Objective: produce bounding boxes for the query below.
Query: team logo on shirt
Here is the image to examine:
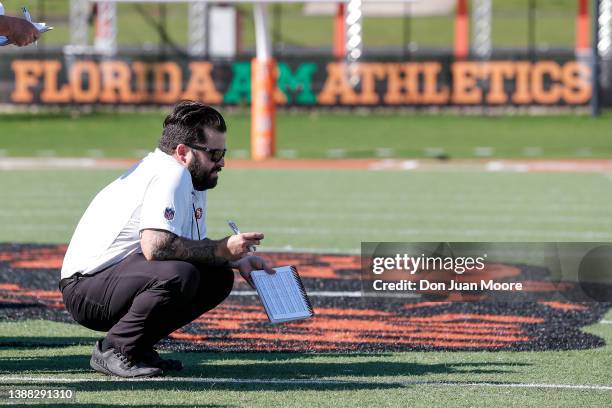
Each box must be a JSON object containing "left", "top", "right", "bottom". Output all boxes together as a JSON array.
[
  {"left": 195, "top": 207, "right": 203, "bottom": 220},
  {"left": 164, "top": 207, "right": 175, "bottom": 221}
]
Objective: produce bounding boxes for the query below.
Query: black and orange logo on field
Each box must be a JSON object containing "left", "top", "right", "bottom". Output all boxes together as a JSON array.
[{"left": 0, "top": 244, "right": 609, "bottom": 352}]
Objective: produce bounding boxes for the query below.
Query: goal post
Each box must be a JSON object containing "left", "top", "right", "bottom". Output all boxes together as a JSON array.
[
  {"left": 251, "top": 3, "right": 275, "bottom": 160},
  {"left": 72, "top": 0, "right": 425, "bottom": 160}
]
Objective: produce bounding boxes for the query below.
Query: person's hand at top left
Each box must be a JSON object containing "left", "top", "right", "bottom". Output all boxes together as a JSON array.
[{"left": 0, "top": 15, "right": 39, "bottom": 46}]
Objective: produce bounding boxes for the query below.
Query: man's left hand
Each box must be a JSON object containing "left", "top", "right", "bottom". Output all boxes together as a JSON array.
[{"left": 232, "top": 255, "right": 275, "bottom": 289}]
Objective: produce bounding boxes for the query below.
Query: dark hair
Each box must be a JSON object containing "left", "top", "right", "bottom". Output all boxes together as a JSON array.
[{"left": 158, "top": 101, "right": 226, "bottom": 154}]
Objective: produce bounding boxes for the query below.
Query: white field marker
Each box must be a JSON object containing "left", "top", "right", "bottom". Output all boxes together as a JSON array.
[
  {"left": 278, "top": 149, "right": 297, "bottom": 158},
  {"left": 474, "top": 146, "right": 494, "bottom": 157},
  {"left": 375, "top": 148, "right": 395, "bottom": 158},
  {"left": 0, "top": 376, "right": 610, "bottom": 391},
  {"left": 326, "top": 148, "right": 346, "bottom": 158}
]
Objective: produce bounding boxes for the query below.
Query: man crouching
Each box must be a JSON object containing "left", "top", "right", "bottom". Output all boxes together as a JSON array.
[{"left": 60, "top": 101, "right": 273, "bottom": 377}]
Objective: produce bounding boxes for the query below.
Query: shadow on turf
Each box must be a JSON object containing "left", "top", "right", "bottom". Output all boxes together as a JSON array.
[
  {"left": 0, "top": 354, "right": 92, "bottom": 376},
  {"left": 0, "top": 337, "right": 96, "bottom": 349},
  {"left": 0, "top": 349, "right": 529, "bottom": 390},
  {"left": 180, "top": 358, "right": 526, "bottom": 379}
]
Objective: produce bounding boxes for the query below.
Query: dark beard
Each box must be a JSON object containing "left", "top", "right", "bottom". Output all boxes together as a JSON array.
[{"left": 188, "top": 159, "right": 220, "bottom": 191}]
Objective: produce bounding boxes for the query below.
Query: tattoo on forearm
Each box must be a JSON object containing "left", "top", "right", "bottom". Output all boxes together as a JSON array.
[
  {"left": 146, "top": 231, "right": 224, "bottom": 265},
  {"left": 173, "top": 238, "right": 221, "bottom": 264}
]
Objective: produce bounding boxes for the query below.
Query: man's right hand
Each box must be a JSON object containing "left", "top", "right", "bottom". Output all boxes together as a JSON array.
[
  {"left": 217, "top": 232, "right": 264, "bottom": 261},
  {"left": 0, "top": 15, "right": 39, "bottom": 46}
]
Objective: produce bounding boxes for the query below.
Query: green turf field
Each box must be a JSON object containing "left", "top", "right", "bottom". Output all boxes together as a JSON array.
[
  {"left": 1, "top": 315, "right": 611, "bottom": 407},
  {"left": 2, "top": 169, "right": 612, "bottom": 247},
  {"left": 1, "top": 109, "right": 612, "bottom": 406},
  {"left": 1, "top": 167, "right": 612, "bottom": 406},
  {"left": 2, "top": 112, "right": 612, "bottom": 159}
]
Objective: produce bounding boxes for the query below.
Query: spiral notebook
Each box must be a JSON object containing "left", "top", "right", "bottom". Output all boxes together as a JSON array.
[{"left": 251, "top": 265, "right": 314, "bottom": 324}]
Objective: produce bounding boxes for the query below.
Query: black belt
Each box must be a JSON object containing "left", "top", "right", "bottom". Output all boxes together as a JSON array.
[{"left": 59, "top": 273, "right": 84, "bottom": 292}]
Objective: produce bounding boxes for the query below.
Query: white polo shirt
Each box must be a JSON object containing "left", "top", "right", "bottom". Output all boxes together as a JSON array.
[{"left": 61, "top": 149, "right": 207, "bottom": 279}]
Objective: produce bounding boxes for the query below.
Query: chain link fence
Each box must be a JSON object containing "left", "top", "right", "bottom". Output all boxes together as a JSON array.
[{"left": 5, "top": 1, "right": 582, "bottom": 58}]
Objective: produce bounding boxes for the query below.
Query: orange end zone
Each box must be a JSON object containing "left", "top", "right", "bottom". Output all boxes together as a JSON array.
[{"left": 0, "top": 244, "right": 609, "bottom": 352}]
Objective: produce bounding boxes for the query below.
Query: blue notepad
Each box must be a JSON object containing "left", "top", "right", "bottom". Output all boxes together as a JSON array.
[{"left": 251, "top": 265, "right": 314, "bottom": 324}]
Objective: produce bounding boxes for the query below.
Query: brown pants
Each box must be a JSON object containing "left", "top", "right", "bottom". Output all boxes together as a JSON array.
[{"left": 61, "top": 252, "right": 234, "bottom": 358}]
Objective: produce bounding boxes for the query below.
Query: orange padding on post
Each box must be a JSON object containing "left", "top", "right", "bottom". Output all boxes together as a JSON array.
[
  {"left": 251, "top": 58, "right": 276, "bottom": 160},
  {"left": 576, "top": 0, "right": 590, "bottom": 52},
  {"left": 454, "top": 0, "right": 469, "bottom": 60},
  {"left": 333, "top": 3, "right": 346, "bottom": 60}
]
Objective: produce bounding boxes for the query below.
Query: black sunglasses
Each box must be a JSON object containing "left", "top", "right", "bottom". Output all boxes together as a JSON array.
[{"left": 186, "top": 144, "right": 227, "bottom": 162}]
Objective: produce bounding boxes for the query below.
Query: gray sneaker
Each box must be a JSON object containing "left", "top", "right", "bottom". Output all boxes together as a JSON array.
[{"left": 90, "top": 340, "right": 162, "bottom": 378}]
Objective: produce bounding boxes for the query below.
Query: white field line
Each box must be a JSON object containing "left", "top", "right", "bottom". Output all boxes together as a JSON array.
[
  {"left": 230, "top": 290, "right": 419, "bottom": 299},
  {"left": 228, "top": 246, "right": 359, "bottom": 254},
  {"left": 5, "top": 204, "right": 612, "bottom": 221},
  {"left": 6, "top": 200, "right": 612, "bottom": 216},
  {"left": 0, "top": 158, "right": 108, "bottom": 170},
  {"left": 204, "top": 226, "right": 612, "bottom": 240},
  {"left": 7, "top": 209, "right": 607, "bottom": 225},
  {"left": 4, "top": 205, "right": 612, "bottom": 221},
  {"left": 600, "top": 320, "right": 612, "bottom": 324},
  {"left": 8, "top": 190, "right": 612, "bottom": 209},
  {"left": 0, "top": 376, "right": 610, "bottom": 391},
  {"left": 2, "top": 157, "right": 612, "bottom": 173},
  {"left": 128, "top": 243, "right": 612, "bottom": 255},
  {"left": 233, "top": 240, "right": 612, "bottom": 255},
  {"left": 217, "top": 214, "right": 612, "bottom": 227},
  {"left": 208, "top": 211, "right": 612, "bottom": 225},
  {"left": 26, "top": 224, "right": 612, "bottom": 240},
  {"left": 210, "top": 201, "right": 612, "bottom": 214}
]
